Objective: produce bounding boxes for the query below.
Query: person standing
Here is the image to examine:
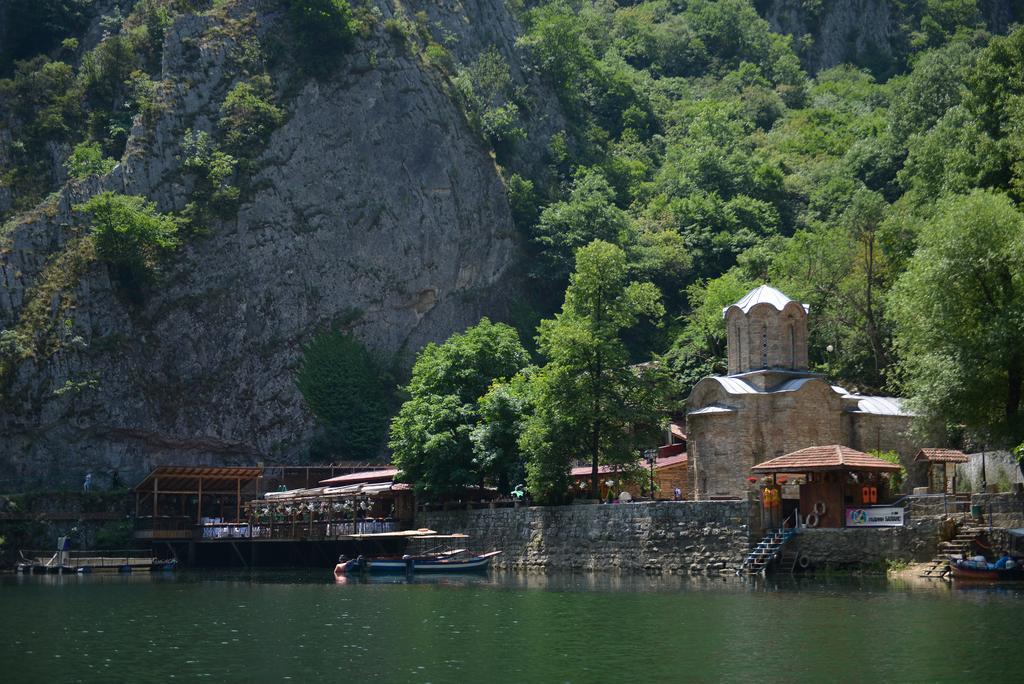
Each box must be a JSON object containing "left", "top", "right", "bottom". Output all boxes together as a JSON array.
[{"left": 82, "top": 472, "right": 92, "bottom": 492}]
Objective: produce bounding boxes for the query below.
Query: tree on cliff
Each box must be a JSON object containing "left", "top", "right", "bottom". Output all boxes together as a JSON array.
[
  {"left": 888, "top": 190, "right": 1024, "bottom": 447},
  {"left": 389, "top": 319, "right": 529, "bottom": 500},
  {"left": 76, "top": 191, "right": 181, "bottom": 295},
  {"left": 523, "top": 241, "right": 674, "bottom": 504},
  {"left": 296, "top": 329, "right": 389, "bottom": 461}
]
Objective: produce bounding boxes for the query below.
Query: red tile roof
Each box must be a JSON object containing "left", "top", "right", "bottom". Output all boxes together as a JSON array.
[
  {"left": 914, "top": 448, "right": 968, "bottom": 463},
  {"left": 751, "top": 445, "right": 902, "bottom": 473},
  {"left": 656, "top": 453, "right": 688, "bottom": 468},
  {"left": 570, "top": 453, "right": 687, "bottom": 478},
  {"left": 320, "top": 467, "right": 399, "bottom": 485}
]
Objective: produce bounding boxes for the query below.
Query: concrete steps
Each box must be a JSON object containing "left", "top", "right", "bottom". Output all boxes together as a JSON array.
[{"left": 920, "top": 526, "right": 990, "bottom": 579}]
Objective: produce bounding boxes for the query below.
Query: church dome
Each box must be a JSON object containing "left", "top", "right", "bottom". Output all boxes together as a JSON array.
[
  {"left": 722, "top": 284, "right": 810, "bottom": 317},
  {"left": 723, "top": 284, "right": 809, "bottom": 374}
]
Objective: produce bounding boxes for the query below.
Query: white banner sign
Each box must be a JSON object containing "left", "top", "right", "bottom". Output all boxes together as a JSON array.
[{"left": 845, "top": 506, "right": 904, "bottom": 527}]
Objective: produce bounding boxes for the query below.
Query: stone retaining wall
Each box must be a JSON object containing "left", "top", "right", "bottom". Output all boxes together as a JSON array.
[
  {"left": 971, "top": 492, "right": 1024, "bottom": 528},
  {"left": 787, "top": 518, "right": 941, "bottom": 570},
  {"left": 417, "top": 501, "right": 757, "bottom": 575}
]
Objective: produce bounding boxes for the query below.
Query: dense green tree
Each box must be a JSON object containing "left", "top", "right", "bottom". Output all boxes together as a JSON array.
[
  {"left": 964, "top": 25, "right": 1024, "bottom": 199},
  {"left": 533, "top": 168, "right": 631, "bottom": 281},
  {"left": 886, "top": 39, "right": 975, "bottom": 146},
  {"left": 769, "top": 187, "right": 896, "bottom": 390},
  {"left": 888, "top": 190, "right": 1024, "bottom": 446},
  {"left": 75, "top": 192, "right": 181, "bottom": 293},
  {"left": 471, "top": 372, "right": 534, "bottom": 496},
  {"left": 219, "top": 76, "right": 285, "bottom": 157},
  {"left": 296, "top": 330, "right": 389, "bottom": 461},
  {"left": 0, "top": 0, "right": 91, "bottom": 75},
  {"left": 523, "top": 241, "right": 673, "bottom": 502},
  {"left": 389, "top": 319, "right": 529, "bottom": 500},
  {"left": 65, "top": 141, "right": 116, "bottom": 179},
  {"left": 663, "top": 270, "right": 755, "bottom": 396}
]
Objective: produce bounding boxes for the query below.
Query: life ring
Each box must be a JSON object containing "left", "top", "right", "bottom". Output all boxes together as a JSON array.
[
  {"left": 797, "top": 554, "right": 811, "bottom": 569},
  {"left": 805, "top": 513, "right": 819, "bottom": 528},
  {"left": 813, "top": 501, "right": 826, "bottom": 516}
]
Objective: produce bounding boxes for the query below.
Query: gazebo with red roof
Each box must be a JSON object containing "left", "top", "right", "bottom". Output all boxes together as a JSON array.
[
  {"left": 752, "top": 445, "right": 903, "bottom": 528},
  {"left": 915, "top": 448, "right": 968, "bottom": 494}
]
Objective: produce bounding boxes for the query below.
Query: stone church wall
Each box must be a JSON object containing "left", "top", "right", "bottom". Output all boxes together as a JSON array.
[{"left": 689, "top": 380, "right": 844, "bottom": 499}]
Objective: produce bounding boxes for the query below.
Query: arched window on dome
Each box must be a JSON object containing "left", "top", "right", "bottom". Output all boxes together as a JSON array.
[
  {"left": 735, "top": 324, "right": 742, "bottom": 370},
  {"left": 761, "top": 325, "right": 768, "bottom": 369},
  {"left": 789, "top": 323, "right": 795, "bottom": 369}
]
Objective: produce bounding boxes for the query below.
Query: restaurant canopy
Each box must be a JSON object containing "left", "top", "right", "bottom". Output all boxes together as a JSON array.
[
  {"left": 133, "top": 465, "right": 263, "bottom": 494},
  {"left": 751, "top": 445, "right": 902, "bottom": 474}
]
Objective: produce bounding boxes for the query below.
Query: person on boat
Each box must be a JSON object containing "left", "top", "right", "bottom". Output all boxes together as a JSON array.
[{"left": 991, "top": 552, "right": 1011, "bottom": 570}]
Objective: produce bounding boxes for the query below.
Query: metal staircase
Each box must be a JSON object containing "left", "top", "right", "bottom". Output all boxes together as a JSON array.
[{"left": 738, "top": 528, "right": 796, "bottom": 576}]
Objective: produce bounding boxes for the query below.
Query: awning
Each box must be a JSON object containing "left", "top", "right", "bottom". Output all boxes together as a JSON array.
[{"left": 319, "top": 467, "right": 399, "bottom": 485}]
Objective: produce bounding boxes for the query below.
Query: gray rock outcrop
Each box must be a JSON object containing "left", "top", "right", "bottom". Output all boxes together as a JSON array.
[{"left": 0, "top": 0, "right": 556, "bottom": 488}]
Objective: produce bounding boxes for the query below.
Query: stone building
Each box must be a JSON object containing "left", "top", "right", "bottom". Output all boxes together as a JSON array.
[{"left": 685, "top": 285, "right": 914, "bottom": 500}]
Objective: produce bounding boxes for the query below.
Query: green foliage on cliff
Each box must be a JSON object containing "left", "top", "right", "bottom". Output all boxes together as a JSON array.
[
  {"left": 0, "top": 0, "right": 91, "bottom": 75},
  {"left": 181, "top": 129, "right": 240, "bottom": 224},
  {"left": 494, "top": 1, "right": 1024, "bottom": 448},
  {"left": 296, "top": 330, "right": 389, "bottom": 461},
  {"left": 76, "top": 192, "right": 182, "bottom": 293},
  {"left": 286, "top": 0, "right": 355, "bottom": 75},
  {"left": 219, "top": 76, "right": 285, "bottom": 155},
  {"left": 65, "top": 141, "right": 117, "bottom": 180}
]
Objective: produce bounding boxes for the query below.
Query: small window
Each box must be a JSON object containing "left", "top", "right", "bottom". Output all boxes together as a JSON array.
[
  {"left": 761, "top": 326, "right": 768, "bottom": 368},
  {"left": 789, "top": 324, "right": 795, "bottom": 367}
]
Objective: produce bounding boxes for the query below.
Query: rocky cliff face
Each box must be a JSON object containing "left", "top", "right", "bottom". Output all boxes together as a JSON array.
[
  {"left": 0, "top": 0, "right": 556, "bottom": 488},
  {"left": 760, "top": 0, "right": 1022, "bottom": 75}
]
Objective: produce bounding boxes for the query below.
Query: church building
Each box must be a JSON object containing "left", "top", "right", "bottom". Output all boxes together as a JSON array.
[{"left": 685, "top": 285, "right": 915, "bottom": 500}]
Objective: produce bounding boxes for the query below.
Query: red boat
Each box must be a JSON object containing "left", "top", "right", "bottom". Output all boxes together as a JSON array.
[{"left": 950, "top": 558, "right": 1024, "bottom": 581}]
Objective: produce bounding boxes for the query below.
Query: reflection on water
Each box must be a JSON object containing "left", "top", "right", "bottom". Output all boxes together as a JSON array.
[{"left": 3, "top": 569, "right": 1023, "bottom": 683}]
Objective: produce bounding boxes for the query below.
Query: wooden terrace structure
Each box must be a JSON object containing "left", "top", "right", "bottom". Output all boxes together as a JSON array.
[
  {"left": 133, "top": 466, "right": 263, "bottom": 540},
  {"left": 130, "top": 465, "right": 419, "bottom": 566}
]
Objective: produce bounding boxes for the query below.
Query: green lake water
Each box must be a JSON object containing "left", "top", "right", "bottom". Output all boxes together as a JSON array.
[{"left": 2, "top": 570, "right": 1022, "bottom": 683}]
